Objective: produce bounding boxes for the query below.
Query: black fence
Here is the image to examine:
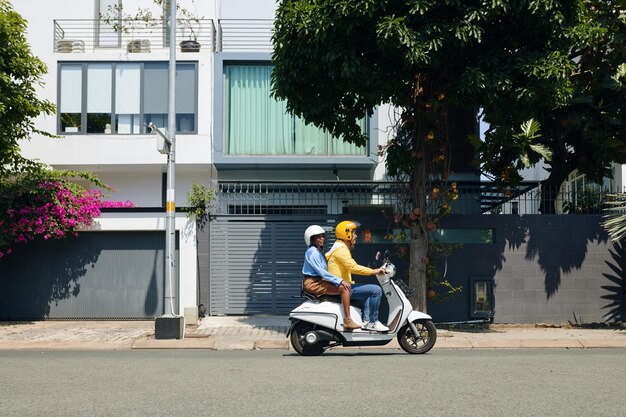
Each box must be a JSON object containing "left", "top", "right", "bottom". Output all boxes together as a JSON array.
[{"left": 215, "top": 181, "right": 615, "bottom": 216}]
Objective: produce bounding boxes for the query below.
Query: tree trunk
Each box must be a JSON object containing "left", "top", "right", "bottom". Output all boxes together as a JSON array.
[
  {"left": 539, "top": 162, "right": 571, "bottom": 214},
  {"left": 408, "top": 222, "right": 428, "bottom": 312},
  {"left": 408, "top": 123, "right": 429, "bottom": 312}
]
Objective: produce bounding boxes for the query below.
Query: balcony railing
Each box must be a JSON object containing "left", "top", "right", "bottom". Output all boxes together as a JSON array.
[
  {"left": 217, "top": 19, "right": 273, "bottom": 52},
  {"left": 53, "top": 19, "right": 275, "bottom": 53},
  {"left": 53, "top": 19, "right": 215, "bottom": 53}
]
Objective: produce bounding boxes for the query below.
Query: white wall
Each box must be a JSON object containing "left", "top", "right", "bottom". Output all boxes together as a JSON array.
[
  {"left": 14, "top": 0, "right": 215, "bottom": 208},
  {"left": 218, "top": 0, "right": 276, "bottom": 19}
]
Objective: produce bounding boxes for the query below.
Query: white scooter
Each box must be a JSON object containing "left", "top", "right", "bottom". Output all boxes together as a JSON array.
[{"left": 287, "top": 252, "right": 437, "bottom": 355}]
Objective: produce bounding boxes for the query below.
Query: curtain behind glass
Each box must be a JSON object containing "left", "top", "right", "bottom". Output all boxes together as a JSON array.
[
  {"left": 225, "top": 64, "right": 368, "bottom": 156},
  {"left": 294, "top": 118, "right": 327, "bottom": 155},
  {"left": 331, "top": 117, "right": 367, "bottom": 155},
  {"left": 225, "top": 65, "right": 293, "bottom": 155}
]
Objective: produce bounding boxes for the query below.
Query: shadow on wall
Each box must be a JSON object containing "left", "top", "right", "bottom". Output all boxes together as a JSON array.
[
  {"left": 525, "top": 218, "right": 609, "bottom": 299},
  {"left": 488, "top": 216, "right": 609, "bottom": 299},
  {"left": 602, "top": 241, "right": 626, "bottom": 322},
  {"left": 429, "top": 214, "right": 612, "bottom": 322},
  {"left": 0, "top": 236, "right": 101, "bottom": 320},
  {"left": 0, "top": 231, "right": 173, "bottom": 320}
]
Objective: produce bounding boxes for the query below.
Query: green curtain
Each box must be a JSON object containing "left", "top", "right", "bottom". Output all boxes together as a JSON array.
[
  {"left": 331, "top": 117, "right": 367, "bottom": 155},
  {"left": 225, "top": 65, "right": 293, "bottom": 155},
  {"left": 225, "top": 64, "right": 367, "bottom": 156}
]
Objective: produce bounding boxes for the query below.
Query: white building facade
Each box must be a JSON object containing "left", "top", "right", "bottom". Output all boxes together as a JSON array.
[{"left": 10, "top": 0, "right": 405, "bottom": 319}]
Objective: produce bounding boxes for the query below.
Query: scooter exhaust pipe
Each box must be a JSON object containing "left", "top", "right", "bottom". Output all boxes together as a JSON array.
[{"left": 304, "top": 330, "right": 337, "bottom": 345}]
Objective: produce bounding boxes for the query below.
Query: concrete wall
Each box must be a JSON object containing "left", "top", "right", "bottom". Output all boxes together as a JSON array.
[{"left": 432, "top": 215, "right": 625, "bottom": 324}]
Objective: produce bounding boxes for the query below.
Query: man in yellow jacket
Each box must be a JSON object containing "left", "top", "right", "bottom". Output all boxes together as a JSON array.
[{"left": 326, "top": 220, "right": 389, "bottom": 332}]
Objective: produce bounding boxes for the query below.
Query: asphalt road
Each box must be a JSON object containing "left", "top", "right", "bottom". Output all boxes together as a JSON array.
[{"left": 1, "top": 349, "right": 625, "bottom": 417}]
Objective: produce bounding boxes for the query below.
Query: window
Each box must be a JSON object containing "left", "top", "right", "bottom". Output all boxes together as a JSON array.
[
  {"left": 224, "top": 63, "right": 367, "bottom": 156},
  {"left": 58, "top": 62, "right": 197, "bottom": 135},
  {"left": 354, "top": 228, "right": 494, "bottom": 245}
]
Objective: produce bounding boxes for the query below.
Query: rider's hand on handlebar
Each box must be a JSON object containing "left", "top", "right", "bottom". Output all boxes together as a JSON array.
[{"left": 373, "top": 267, "right": 387, "bottom": 276}]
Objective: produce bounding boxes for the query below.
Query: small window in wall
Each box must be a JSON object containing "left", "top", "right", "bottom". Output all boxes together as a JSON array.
[
  {"left": 356, "top": 228, "right": 495, "bottom": 245},
  {"left": 470, "top": 278, "right": 493, "bottom": 319}
]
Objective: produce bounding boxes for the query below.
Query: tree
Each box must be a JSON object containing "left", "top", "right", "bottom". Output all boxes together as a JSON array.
[
  {"left": 272, "top": 0, "right": 580, "bottom": 311},
  {"left": 0, "top": 0, "right": 55, "bottom": 176},
  {"left": 0, "top": 2, "right": 134, "bottom": 259},
  {"left": 476, "top": 0, "right": 626, "bottom": 213}
]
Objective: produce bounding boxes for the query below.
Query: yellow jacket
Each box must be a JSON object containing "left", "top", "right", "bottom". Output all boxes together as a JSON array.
[{"left": 325, "top": 240, "right": 374, "bottom": 284}]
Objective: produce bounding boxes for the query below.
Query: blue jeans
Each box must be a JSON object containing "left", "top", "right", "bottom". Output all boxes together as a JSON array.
[{"left": 350, "top": 283, "right": 383, "bottom": 322}]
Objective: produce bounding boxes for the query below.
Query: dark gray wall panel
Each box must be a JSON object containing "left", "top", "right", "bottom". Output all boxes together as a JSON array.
[
  {"left": 0, "top": 231, "right": 178, "bottom": 320},
  {"left": 203, "top": 214, "right": 625, "bottom": 323}
]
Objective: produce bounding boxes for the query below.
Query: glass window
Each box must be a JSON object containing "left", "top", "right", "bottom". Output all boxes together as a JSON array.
[
  {"left": 175, "top": 64, "right": 196, "bottom": 132},
  {"left": 144, "top": 62, "right": 168, "bottom": 132},
  {"left": 87, "top": 63, "right": 112, "bottom": 133},
  {"left": 58, "top": 62, "right": 197, "bottom": 135},
  {"left": 355, "top": 228, "right": 494, "bottom": 245},
  {"left": 115, "top": 63, "right": 141, "bottom": 134},
  {"left": 60, "top": 64, "right": 82, "bottom": 133},
  {"left": 224, "top": 63, "right": 367, "bottom": 156}
]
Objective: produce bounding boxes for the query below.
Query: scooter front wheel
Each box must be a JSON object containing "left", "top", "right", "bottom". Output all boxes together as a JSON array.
[
  {"left": 290, "top": 321, "right": 327, "bottom": 356},
  {"left": 397, "top": 319, "right": 437, "bottom": 354}
]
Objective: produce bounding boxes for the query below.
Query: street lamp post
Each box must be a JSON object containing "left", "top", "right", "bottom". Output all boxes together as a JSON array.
[{"left": 154, "top": 0, "right": 184, "bottom": 339}]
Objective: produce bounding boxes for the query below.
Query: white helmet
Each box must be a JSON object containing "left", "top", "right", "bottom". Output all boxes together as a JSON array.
[{"left": 304, "top": 225, "right": 325, "bottom": 246}]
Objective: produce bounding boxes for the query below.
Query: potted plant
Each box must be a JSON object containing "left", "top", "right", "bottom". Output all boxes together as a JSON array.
[
  {"left": 176, "top": 4, "right": 201, "bottom": 52},
  {"left": 99, "top": 0, "right": 202, "bottom": 52}
]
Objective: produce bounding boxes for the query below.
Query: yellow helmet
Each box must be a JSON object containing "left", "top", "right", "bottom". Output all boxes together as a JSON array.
[{"left": 335, "top": 220, "right": 360, "bottom": 241}]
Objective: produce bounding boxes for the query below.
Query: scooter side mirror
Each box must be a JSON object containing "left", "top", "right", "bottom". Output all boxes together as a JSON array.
[{"left": 375, "top": 251, "right": 381, "bottom": 261}]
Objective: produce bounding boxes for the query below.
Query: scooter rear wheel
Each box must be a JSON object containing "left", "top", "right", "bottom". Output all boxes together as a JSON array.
[
  {"left": 397, "top": 319, "right": 437, "bottom": 354},
  {"left": 290, "top": 321, "right": 327, "bottom": 356}
]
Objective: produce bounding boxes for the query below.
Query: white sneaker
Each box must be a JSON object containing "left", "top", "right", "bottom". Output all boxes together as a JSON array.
[
  {"left": 361, "top": 321, "right": 369, "bottom": 329},
  {"left": 366, "top": 321, "right": 389, "bottom": 332}
]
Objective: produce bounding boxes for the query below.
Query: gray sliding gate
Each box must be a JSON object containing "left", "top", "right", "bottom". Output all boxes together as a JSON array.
[
  {"left": 0, "top": 231, "right": 178, "bottom": 320},
  {"left": 208, "top": 216, "right": 334, "bottom": 315}
]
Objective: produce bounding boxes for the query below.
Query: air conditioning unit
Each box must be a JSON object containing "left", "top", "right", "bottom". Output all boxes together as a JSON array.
[{"left": 127, "top": 39, "right": 151, "bottom": 53}]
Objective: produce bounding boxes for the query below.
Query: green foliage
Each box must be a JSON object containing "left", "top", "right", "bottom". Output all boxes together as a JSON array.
[
  {"left": 603, "top": 193, "right": 626, "bottom": 241},
  {"left": 185, "top": 182, "right": 214, "bottom": 219},
  {"left": 562, "top": 186, "right": 605, "bottom": 214},
  {"left": 424, "top": 241, "right": 463, "bottom": 303},
  {"left": 273, "top": 0, "right": 582, "bottom": 310},
  {"left": 100, "top": 0, "right": 202, "bottom": 40},
  {"left": 476, "top": 1, "right": 626, "bottom": 201},
  {"left": 0, "top": 1, "right": 55, "bottom": 176}
]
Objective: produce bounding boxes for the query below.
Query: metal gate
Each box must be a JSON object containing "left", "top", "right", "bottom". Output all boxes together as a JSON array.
[
  {"left": 208, "top": 216, "right": 335, "bottom": 315},
  {"left": 0, "top": 231, "right": 178, "bottom": 320}
]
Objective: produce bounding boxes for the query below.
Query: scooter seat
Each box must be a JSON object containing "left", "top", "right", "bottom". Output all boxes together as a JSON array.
[{"left": 305, "top": 293, "right": 365, "bottom": 310}]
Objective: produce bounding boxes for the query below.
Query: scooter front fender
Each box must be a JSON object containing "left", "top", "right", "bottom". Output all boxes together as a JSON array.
[{"left": 407, "top": 310, "right": 432, "bottom": 323}]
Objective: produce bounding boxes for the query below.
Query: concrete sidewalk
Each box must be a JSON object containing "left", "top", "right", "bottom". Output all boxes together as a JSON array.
[{"left": 1, "top": 317, "right": 625, "bottom": 351}]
